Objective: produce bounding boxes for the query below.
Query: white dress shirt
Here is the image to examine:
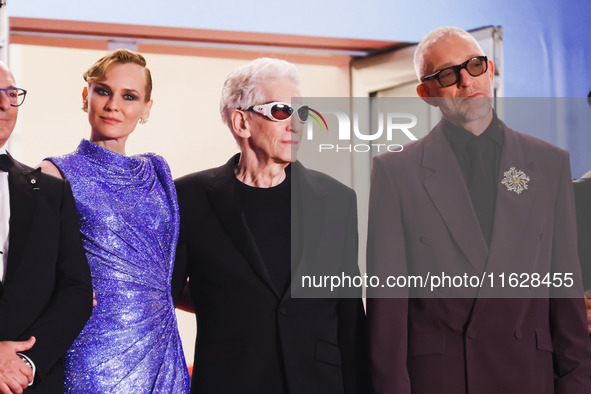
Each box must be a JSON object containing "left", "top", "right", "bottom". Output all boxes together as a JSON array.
[{"left": 0, "top": 145, "right": 9, "bottom": 284}]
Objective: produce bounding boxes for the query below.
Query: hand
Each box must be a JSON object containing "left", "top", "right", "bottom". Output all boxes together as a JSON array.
[
  {"left": 93, "top": 292, "right": 97, "bottom": 307},
  {"left": 585, "top": 290, "right": 591, "bottom": 334},
  {"left": 0, "top": 337, "right": 35, "bottom": 394}
]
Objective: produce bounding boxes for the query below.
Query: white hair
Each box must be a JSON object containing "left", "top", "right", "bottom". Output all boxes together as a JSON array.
[
  {"left": 413, "top": 26, "right": 484, "bottom": 81},
  {"left": 220, "top": 57, "right": 300, "bottom": 130}
]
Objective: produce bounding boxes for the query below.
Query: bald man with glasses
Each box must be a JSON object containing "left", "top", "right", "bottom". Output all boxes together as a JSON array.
[
  {"left": 0, "top": 61, "right": 92, "bottom": 393},
  {"left": 367, "top": 26, "right": 591, "bottom": 394}
]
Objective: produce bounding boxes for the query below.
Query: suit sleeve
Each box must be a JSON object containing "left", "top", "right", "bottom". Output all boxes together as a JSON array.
[
  {"left": 171, "top": 219, "right": 193, "bottom": 310},
  {"left": 337, "top": 190, "right": 369, "bottom": 394},
  {"left": 21, "top": 180, "right": 93, "bottom": 380},
  {"left": 171, "top": 181, "right": 191, "bottom": 308},
  {"left": 549, "top": 152, "right": 591, "bottom": 393},
  {"left": 366, "top": 156, "right": 411, "bottom": 394}
]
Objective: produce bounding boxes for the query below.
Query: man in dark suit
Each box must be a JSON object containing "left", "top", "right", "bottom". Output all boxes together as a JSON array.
[
  {"left": 367, "top": 27, "right": 591, "bottom": 393},
  {"left": 174, "top": 58, "right": 366, "bottom": 393},
  {"left": 574, "top": 171, "right": 591, "bottom": 333},
  {"left": 0, "top": 62, "right": 93, "bottom": 393}
]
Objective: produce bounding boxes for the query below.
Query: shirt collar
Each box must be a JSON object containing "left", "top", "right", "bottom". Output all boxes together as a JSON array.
[{"left": 442, "top": 110, "right": 504, "bottom": 153}]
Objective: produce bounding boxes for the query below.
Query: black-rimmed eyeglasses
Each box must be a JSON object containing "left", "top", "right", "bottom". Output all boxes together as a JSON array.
[
  {"left": 421, "top": 56, "right": 488, "bottom": 88},
  {"left": 0, "top": 88, "right": 27, "bottom": 107}
]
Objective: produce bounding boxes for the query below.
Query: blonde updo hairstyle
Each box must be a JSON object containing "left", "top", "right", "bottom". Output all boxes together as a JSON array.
[{"left": 83, "top": 48, "right": 152, "bottom": 102}]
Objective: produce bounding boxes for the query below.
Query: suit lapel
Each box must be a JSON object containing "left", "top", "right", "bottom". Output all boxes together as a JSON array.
[
  {"left": 5, "top": 155, "right": 40, "bottom": 283},
  {"left": 486, "top": 126, "right": 535, "bottom": 273},
  {"left": 207, "top": 155, "right": 280, "bottom": 299},
  {"left": 422, "top": 123, "right": 489, "bottom": 273},
  {"left": 469, "top": 126, "right": 536, "bottom": 321},
  {"left": 284, "top": 162, "right": 328, "bottom": 301}
]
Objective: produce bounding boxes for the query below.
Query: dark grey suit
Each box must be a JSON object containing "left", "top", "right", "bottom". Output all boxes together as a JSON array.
[
  {"left": 367, "top": 121, "right": 591, "bottom": 394},
  {"left": 574, "top": 172, "right": 591, "bottom": 291}
]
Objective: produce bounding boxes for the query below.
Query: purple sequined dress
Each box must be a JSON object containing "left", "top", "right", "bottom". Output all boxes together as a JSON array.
[{"left": 49, "top": 140, "right": 190, "bottom": 393}]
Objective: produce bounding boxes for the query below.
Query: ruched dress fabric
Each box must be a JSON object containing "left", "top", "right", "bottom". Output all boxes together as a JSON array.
[{"left": 49, "top": 139, "right": 190, "bottom": 393}]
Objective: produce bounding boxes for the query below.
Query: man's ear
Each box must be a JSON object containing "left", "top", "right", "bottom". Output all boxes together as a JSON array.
[
  {"left": 416, "top": 83, "right": 438, "bottom": 107},
  {"left": 487, "top": 59, "right": 495, "bottom": 85},
  {"left": 231, "top": 109, "right": 251, "bottom": 140}
]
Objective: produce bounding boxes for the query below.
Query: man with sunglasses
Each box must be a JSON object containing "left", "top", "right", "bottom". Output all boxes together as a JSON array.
[
  {"left": 174, "top": 57, "right": 367, "bottom": 394},
  {"left": 0, "top": 61, "right": 93, "bottom": 393},
  {"left": 367, "top": 26, "right": 591, "bottom": 394}
]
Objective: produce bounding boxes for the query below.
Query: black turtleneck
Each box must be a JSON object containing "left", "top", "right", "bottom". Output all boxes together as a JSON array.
[{"left": 237, "top": 165, "right": 291, "bottom": 295}]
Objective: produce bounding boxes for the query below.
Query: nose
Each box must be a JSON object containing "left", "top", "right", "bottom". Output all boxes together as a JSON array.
[
  {"left": 457, "top": 68, "right": 476, "bottom": 88},
  {"left": 0, "top": 90, "right": 11, "bottom": 111},
  {"left": 290, "top": 117, "right": 305, "bottom": 135},
  {"left": 104, "top": 95, "right": 120, "bottom": 111}
]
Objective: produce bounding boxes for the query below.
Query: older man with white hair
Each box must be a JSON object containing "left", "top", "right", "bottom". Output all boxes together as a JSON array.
[{"left": 174, "top": 57, "right": 367, "bottom": 394}]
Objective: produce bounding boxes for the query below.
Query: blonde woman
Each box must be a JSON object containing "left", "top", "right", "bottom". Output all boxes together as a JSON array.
[{"left": 40, "top": 49, "right": 190, "bottom": 393}]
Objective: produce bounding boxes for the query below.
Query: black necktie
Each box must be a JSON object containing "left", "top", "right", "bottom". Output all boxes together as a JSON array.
[
  {"left": 467, "top": 136, "right": 496, "bottom": 246},
  {"left": 0, "top": 154, "right": 13, "bottom": 172}
]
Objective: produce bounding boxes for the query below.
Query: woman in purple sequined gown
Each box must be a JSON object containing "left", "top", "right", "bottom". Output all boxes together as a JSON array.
[{"left": 39, "top": 49, "right": 190, "bottom": 393}]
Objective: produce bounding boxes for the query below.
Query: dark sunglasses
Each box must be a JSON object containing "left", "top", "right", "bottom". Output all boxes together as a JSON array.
[
  {"left": 243, "top": 102, "right": 309, "bottom": 122},
  {"left": 421, "top": 56, "right": 488, "bottom": 88}
]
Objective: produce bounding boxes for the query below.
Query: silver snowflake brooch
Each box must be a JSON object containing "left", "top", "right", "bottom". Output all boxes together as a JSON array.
[{"left": 501, "top": 167, "right": 530, "bottom": 194}]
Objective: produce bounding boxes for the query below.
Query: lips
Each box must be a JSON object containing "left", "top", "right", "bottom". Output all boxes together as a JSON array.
[
  {"left": 455, "top": 90, "right": 482, "bottom": 98},
  {"left": 100, "top": 116, "right": 122, "bottom": 125}
]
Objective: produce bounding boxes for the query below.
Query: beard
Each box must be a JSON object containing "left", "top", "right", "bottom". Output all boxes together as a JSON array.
[{"left": 437, "top": 96, "right": 493, "bottom": 127}]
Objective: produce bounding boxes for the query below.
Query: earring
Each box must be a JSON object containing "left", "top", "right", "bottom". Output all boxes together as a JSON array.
[
  {"left": 81, "top": 103, "right": 88, "bottom": 112},
  {"left": 139, "top": 117, "right": 148, "bottom": 125}
]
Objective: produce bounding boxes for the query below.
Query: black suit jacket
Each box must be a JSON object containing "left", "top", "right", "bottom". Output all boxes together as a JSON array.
[
  {"left": 574, "top": 171, "right": 591, "bottom": 290},
  {"left": 174, "top": 155, "right": 367, "bottom": 394},
  {"left": 0, "top": 154, "right": 93, "bottom": 393}
]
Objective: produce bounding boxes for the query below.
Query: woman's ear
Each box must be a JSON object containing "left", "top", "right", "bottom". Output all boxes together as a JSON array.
[
  {"left": 81, "top": 86, "right": 89, "bottom": 112},
  {"left": 142, "top": 100, "right": 153, "bottom": 120}
]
